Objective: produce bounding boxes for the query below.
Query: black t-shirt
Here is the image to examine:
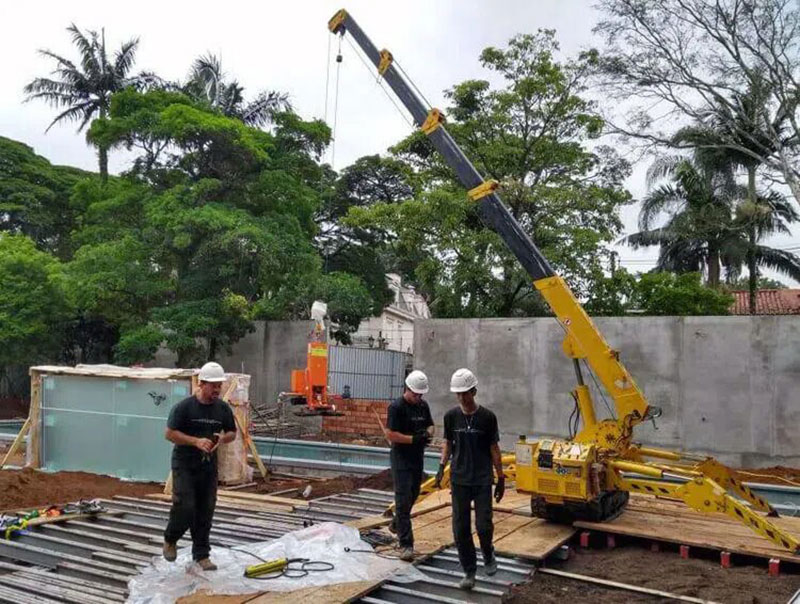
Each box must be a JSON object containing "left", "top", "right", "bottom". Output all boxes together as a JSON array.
[
  {"left": 387, "top": 396, "right": 434, "bottom": 470},
  {"left": 167, "top": 396, "right": 236, "bottom": 470},
  {"left": 443, "top": 405, "right": 499, "bottom": 486}
]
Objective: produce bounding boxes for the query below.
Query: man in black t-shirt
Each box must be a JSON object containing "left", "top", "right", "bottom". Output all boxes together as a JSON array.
[
  {"left": 385, "top": 370, "right": 434, "bottom": 561},
  {"left": 436, "top": 368, "right": 504, "bottom": 590},
  {"left": 162, "top": 362, "right": 237, "bottom": 571}
]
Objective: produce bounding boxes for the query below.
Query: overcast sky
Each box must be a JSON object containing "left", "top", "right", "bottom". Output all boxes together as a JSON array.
[{"left": 2, "top": 0, "right": 798, "bottom": 282}]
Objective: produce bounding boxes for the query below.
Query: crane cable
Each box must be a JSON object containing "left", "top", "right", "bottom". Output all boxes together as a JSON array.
[
  {"left": 340, "top": 34, "right": 414, "bottom": 128},
  {"left": 330, "top": 34, "right": 344, "bottom": 168}
]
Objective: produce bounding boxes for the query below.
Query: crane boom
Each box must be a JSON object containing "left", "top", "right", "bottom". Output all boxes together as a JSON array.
[
  {"left": 328, "top": 8, "right": 800, "bottom": 553},
  {"left": 329, "top": 9, "right": 650, "bottom": 432}
]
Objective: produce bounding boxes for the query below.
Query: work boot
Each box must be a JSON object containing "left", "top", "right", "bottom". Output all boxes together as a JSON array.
[
  {"left": 162, "top": 541, "right": 177, "bottom": 562},
  {"left": 484, "top": 553, "right": 498, "bottom": 576},
  {"left": 399, "top": 547, "right": 414, "bottom": 562},
  {"left": 458, "top": 573, "right": 476, "bottom": 590},
  {"left": 197, "top": 558, "right": 218, "bottom": 571}
]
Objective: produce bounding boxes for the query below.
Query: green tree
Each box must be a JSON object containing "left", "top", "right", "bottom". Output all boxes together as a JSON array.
[
  {"left": 632, "top": 272, "right": 734, "bottom": 316},
  {"left": 316, "top": 155, "right": 413, "bottom": 314},
  {"left": 626, "top": 156, "right": 739, "bottom": 288},
  {"left": 0, "top": 235, "right": 70, "bottom": 368},
  {"left": 348, "top": 32, "right": 631, "bottom": 317},
  {"left": 24, "top": 25, "right": 146, "bottom": 182},
  {"left": 0, "top": 136, "right": 92, "bottom": 259},
  {"left": 182, "top": 54, "right": 292, "bottom": 128},
  {"left": 728, "top": 276, "right": 788, "bottom": 290},
  {"left": 672, "top": 78, "right": 800, "bottom": 312},
  {"left": 82, "top": 89, "right": 374, "bottom": 364}
]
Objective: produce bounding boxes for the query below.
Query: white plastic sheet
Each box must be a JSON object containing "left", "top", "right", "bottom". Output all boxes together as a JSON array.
[{"left": 127, "top": 522, "right": 425, "bottom": 603}]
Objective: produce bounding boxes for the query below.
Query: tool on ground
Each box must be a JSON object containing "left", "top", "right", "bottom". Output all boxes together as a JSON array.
[
  {"left": 328, "top": 8, "right": 800, "bottom": 552},
  {"left": 243, "top": 556, "right": 334, "bottom": 579},
  {"left": 280, "top": 300, "right": 344, "bottom": 417}
]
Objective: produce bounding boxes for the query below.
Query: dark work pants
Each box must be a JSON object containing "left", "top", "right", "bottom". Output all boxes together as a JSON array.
[
  {"left": 164, "top": 465, "right": 218, "bottom": 561},
  {"left": 451, "top": 483, "right": 494, "bottom": 575},
  {"left": 392, "top": 464, "right": 424, "bottom": 548}
]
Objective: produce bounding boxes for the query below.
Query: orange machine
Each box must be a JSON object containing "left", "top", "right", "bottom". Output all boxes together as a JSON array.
[{"left": 284, "top": 302, "right": 343, "bottom": 416}]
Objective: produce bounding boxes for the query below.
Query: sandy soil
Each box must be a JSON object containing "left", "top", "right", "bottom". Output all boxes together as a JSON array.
[
  {"left": 505, "top": 544, "right": 800, "bottom": 604},
  {"left": 0, "top": 467, "right": 161, "bottom": 512}
]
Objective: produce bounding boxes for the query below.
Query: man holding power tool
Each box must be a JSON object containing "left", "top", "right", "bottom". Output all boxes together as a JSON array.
[{"left": 163, "top": 362, "right": 237, "bottom": 570}]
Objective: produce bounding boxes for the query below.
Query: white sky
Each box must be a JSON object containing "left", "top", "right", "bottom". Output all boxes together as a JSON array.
[{"left": 1, "top": 0, "right": 798, "bottom": 283}]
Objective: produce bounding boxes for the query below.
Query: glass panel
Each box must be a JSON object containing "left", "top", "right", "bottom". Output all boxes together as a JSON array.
[
  {"left": 42, "top": 376, "right": 115, "bottom": 412},
  {"left": 42, "top": 409, "right": 115, "bottom": 475}
]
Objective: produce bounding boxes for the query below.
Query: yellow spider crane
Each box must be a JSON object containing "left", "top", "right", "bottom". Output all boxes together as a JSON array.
[{"left": 328, "top": 9, "right": 800, "bottom": 553}]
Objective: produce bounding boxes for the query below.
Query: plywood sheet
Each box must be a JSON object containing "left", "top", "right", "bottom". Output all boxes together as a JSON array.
[
  {"left": 575, "top": 494, "right": 800, "bottom": 563},
  {"left": 177, "top": 581, "right": 377, "bottom": 604},
  {"left": 492, "top": 518, "right": 576, "bottom": 560}
]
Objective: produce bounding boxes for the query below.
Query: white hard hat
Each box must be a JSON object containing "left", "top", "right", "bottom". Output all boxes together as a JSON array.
[
  {"left": 405, "top": 370, "right": 429, "bottom": 394},
  {"left": 450, "top": 368, "right": 478, "bottom": 393},
  {"left": 198, "top": 362, "right": 226, "bottom": 383}
]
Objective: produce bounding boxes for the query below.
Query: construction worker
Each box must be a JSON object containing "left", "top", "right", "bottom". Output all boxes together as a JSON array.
[
  {"left": 436, "top": 368, "right": 504, "bottom": 590},
  {"left": 163, "top": 361, "right": 237, "bottom": 571},
  {"left": 385, "top": 369, "right": 434, "bottom": 561}
]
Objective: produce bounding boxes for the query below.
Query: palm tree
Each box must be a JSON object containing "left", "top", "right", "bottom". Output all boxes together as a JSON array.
[
  {"left": 626, "top": 156, "right": 738, "bottom": 288},
  {"left": 672, "top": 77, "right": 795, "bottom": 312},
  {"left": 627, "top": 155, "right": 800, "bottom": 292},
  {"left": 183, "top": 54, "right": 291, "bottom": 127},
  {"left": 24, "top": 25, "right": 145, "bottom": 182}
]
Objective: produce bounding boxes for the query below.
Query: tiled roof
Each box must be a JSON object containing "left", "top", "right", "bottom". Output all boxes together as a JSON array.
[{"left": 730, "top": 289, "right": 800, "bottom": 315}]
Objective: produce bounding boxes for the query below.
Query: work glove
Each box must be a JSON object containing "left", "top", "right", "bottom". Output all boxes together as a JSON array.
[
  {"left": 494, "top": 476, "right": 505, "bottom": 503},
  {"left": 434, "top": 463, "right": 445, "bottom": 489},
  {"left": 411, "top": 431, "right": 431, "bottom": 447}
]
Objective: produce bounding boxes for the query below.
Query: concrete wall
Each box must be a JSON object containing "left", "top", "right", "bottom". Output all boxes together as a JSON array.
[
  {"left": 413, "top": 316, "right": 800, "bottom": 468},
  {"left": 217, "top": 320, "right": 312, "bottom": 406}
]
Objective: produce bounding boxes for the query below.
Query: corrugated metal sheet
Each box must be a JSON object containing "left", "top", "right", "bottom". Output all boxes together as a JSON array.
[{"left": 328, "top": 346, "right": 411, "bottom": 401}]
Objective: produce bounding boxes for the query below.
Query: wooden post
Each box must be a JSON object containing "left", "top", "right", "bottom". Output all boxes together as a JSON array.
[
  {"left": 0, "top": 417, "right": 30, "bottom": 469},
  {"left": 26, "top": 371, "right": 42, "bottom": 468},
  {"left": 234, "top": 412, "right": 268, "bottom": 480}
]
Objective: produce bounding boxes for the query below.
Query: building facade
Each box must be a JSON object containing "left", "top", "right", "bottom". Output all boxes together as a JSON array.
[{"left": 351, "top": 273, "right": 431, "bottom": 353}]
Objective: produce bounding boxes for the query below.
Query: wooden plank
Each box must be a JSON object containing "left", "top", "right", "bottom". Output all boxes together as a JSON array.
[
  {"left": 1, "top": 416, "right": 30, "bottom": 469},
  {"left": 345, "top": 501, "right": 449, "bottom": 531},
  {"left": 233, "top": 411, "right": 268, "bottom": 480},
  {"left": 575, "top": 497, "right": 800, "bottom": 563},
  {"left": 538, "top": 568, "right": 720, "bottom": 604},
  {"left": 143, "top": 492, "right": 294, "bottom": 514},
  {"left": 217, "top": 490, "right": 309, "bottom": 508},
  {"left": 492, "top": 518, "right": 576, "bottom": 560}
]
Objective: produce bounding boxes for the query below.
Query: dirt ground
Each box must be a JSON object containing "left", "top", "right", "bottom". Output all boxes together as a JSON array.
[
  {"left": 248, "top": 468, "right": 393, "bottom": 499},
  {"left": 505, "top": 543, "right": 800, "bottom": 604},
  {"left": 735, "top": 466, "right": 800, "bottom": 487},
  {"left": 0, "top": 467, "right": 161, "bottom": 512}
]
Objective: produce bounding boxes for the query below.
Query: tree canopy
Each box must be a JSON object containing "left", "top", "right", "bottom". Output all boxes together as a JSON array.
[{"left": 347, "top": 32, "right": 632, "bottom": 317}]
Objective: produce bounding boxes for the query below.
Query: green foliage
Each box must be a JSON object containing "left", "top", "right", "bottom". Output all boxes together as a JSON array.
[
  {"left": 0, "top": 235, "right": 70, "bottom": 365},
  {"left": 631, "top": 273, "right": 733, "bottom": 316},
  {"left": 0, "top": 136, "right": 94, "bottom": 259},
  {"left": 727, "top": 276, "right": 788, "bottom": 290},
  {"left": 349, "top": 32, "right": 631, "bottom": 317},
  {"left": 80, "top": 91, "right": 371, "bottom": 363}
]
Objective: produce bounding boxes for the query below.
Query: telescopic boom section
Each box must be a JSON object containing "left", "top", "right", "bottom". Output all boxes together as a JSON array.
[{"left": 329, "top": 9, "right": 650, "bottom": 433}]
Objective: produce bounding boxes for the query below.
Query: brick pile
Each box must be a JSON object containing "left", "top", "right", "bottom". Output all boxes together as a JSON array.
[{"left": 323, "top": 399, "right": 389, "bottom": 437}]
